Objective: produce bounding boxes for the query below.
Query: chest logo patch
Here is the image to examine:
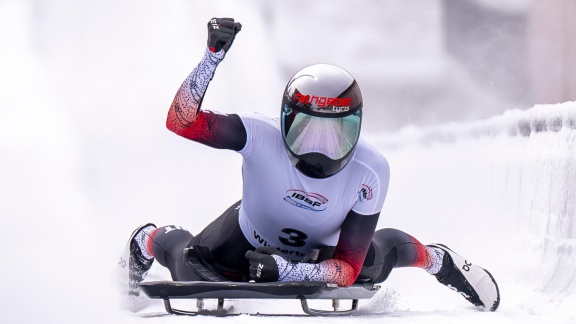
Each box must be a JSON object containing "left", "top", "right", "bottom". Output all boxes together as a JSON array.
[{"left": 283, "top": 189, "right": 328, "bottom": 212}]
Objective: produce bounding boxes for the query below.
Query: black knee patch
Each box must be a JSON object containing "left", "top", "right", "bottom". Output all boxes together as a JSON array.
[{"left": 358, "top": 228, "right": 419, "bottom": 283}]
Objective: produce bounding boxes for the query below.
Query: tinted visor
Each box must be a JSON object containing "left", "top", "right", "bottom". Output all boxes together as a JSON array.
[{"left": 282, "top": 106, "right": 361, "bottom": 160}]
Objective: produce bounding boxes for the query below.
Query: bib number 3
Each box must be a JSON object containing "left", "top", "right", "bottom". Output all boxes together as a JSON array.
[{"left": 279, "top": 228, "right": 308, "bottom": 247}]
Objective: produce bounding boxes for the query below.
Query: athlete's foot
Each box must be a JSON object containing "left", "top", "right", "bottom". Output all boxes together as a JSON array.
[
  {"left": 129, "top": 223, "right": 157, "bottom": 296},
  {"left": 428, "top": 244, "right": 500, "bottom": 311}
]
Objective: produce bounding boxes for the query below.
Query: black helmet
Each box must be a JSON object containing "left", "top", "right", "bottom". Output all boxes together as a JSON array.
[{"left": 281, "top": 64, "right": 363, "bottom": 179}]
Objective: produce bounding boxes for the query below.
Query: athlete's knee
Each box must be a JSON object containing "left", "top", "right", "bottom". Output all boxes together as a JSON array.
[
  {"left": 358, "top": 235, "right": 398, "bottom": 283},
  {"left": 374, "top": 227, "right": 433, "bottom": 269},
  {"left": 149, "top": 225, "right": 193, "bottom": 267},
  {"left": 373, "top": 228, "right": 416, "bottom": 248},
  {"left": 359, "top": 228, "right": 417, "bottom": 283}
]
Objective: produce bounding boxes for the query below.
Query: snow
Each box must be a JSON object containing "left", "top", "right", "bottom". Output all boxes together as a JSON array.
[{"left": 1, "top": 0, "right": 575, "bottom": 323}]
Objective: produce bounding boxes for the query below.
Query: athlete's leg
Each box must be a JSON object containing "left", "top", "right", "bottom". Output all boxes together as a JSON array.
[
  {"left": 144, "top": 201, "right": 254, "bottom": 281},
  {"left": 359, "top": 228, "right": 500, "bottom": 311},
  {"left": 190, "top": 200, "right": 255, "bottom": 281},
  {"left": 358, "top": 228, "right": 443, "bottom": 282},
  {"left": 148, "top": 225, "right": 202, "bottom": 281}
]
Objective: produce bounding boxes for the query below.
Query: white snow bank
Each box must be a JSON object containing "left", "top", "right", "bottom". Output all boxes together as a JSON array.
[
  {"left": 375, "top": 102, "right": 576, "bottom": 147},
  {"left": 370, "top": 101, "right": 576, "bottom": 318}
]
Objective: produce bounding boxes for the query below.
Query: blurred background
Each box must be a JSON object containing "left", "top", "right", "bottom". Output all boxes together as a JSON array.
[{"left": 0, "top": 0, "right": 575, "bottom": 322}]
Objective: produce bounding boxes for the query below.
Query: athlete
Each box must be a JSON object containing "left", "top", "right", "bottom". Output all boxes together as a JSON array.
[{"left": 124, "top": 18, "right": 500, "bottom": 311}]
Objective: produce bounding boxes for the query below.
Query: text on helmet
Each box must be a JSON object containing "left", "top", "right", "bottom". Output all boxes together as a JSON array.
[{"left": 293, "top": 93, "right": 352, "bottom": 110}]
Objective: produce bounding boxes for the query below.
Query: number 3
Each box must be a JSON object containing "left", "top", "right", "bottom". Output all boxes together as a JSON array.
[{"left": 279, "top": 228, "right": 308, "bottom": 247}]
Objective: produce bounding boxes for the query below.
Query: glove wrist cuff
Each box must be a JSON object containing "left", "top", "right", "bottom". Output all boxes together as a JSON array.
[
  {"left": 272, "top": 254, "right": 295, "bottom": 280},
  {"left": 204, "top": 46, "right": 226, "bottom": 64}
]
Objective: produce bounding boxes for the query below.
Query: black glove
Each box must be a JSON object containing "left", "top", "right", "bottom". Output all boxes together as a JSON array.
[
  {"left": 245, "top": 247, "right": 287, "bottom": 282},
  {"left": 207, "top": 17, "right": 242, "bottom": 53}
]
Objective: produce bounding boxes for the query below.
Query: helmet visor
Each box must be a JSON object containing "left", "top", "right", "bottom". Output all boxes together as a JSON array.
[{"left": 282, "top": 108, "right": 361, "bottom": 160}]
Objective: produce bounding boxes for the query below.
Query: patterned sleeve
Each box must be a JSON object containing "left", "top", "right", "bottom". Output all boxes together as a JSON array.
[
  {"left": 166, "top": 47, "right": 246, "bottom": 151},
  {"left": 272, "top": 211, "right": 379, "bottom": 287}
]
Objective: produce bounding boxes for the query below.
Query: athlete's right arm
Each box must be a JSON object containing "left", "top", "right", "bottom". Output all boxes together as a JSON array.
[{"left": 166, "top": 18, "right": 246, "bottom": 151}]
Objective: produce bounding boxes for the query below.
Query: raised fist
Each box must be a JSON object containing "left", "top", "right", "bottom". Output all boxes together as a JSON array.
[{"left": 207, "top": 18, "right": 242, "bottom": 53}]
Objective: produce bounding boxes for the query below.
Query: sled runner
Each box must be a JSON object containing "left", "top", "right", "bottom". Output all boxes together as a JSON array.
[{"left": 139, "top": 280, "right": 380, "bottom": 316}]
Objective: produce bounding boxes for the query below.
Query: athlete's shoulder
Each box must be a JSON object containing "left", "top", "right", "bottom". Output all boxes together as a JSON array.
[
  {"left": 354, "top": 138, "right": 389, "bottom": 167},
  {"left": 238, "top": 112, "right": 280, "bottom": 129},
  {"left": 351, "top": 138, "right": 390, "bottom": 177},
  {"left": 237, "top": 112, "right": 282, "bottom": 157},
  {"left": 348, "top": 138, "right": 389, "bottom": 215}
]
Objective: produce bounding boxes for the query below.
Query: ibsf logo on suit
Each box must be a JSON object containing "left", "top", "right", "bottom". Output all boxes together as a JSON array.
[{"left": 283, "top": 189, "right": 328, "bottom": 212}]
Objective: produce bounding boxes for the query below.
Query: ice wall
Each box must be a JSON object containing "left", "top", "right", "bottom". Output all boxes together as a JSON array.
[{"left": 372, "top": 101, "right": 576, "bottom": 314}]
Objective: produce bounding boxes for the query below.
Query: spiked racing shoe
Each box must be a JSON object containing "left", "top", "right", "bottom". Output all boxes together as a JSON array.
[
  {"left": 117, "top": 223, "right": 157, "bottom": 296},
  {"left": 428, "top": 244, "right": 500, "bottom": 311}
]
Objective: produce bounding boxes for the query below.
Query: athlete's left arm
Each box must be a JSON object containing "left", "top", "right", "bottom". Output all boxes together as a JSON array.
[
  {"left": 322, "top": 210, "right": 379, "bottom": 286},
  {"left": 246, "top": 210, "right": 379, "bottom": 287}
]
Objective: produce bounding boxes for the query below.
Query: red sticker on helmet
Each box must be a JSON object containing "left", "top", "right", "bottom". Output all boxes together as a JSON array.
[{"left": 293, "top": 93, "right": 352, "bottom": 109}]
